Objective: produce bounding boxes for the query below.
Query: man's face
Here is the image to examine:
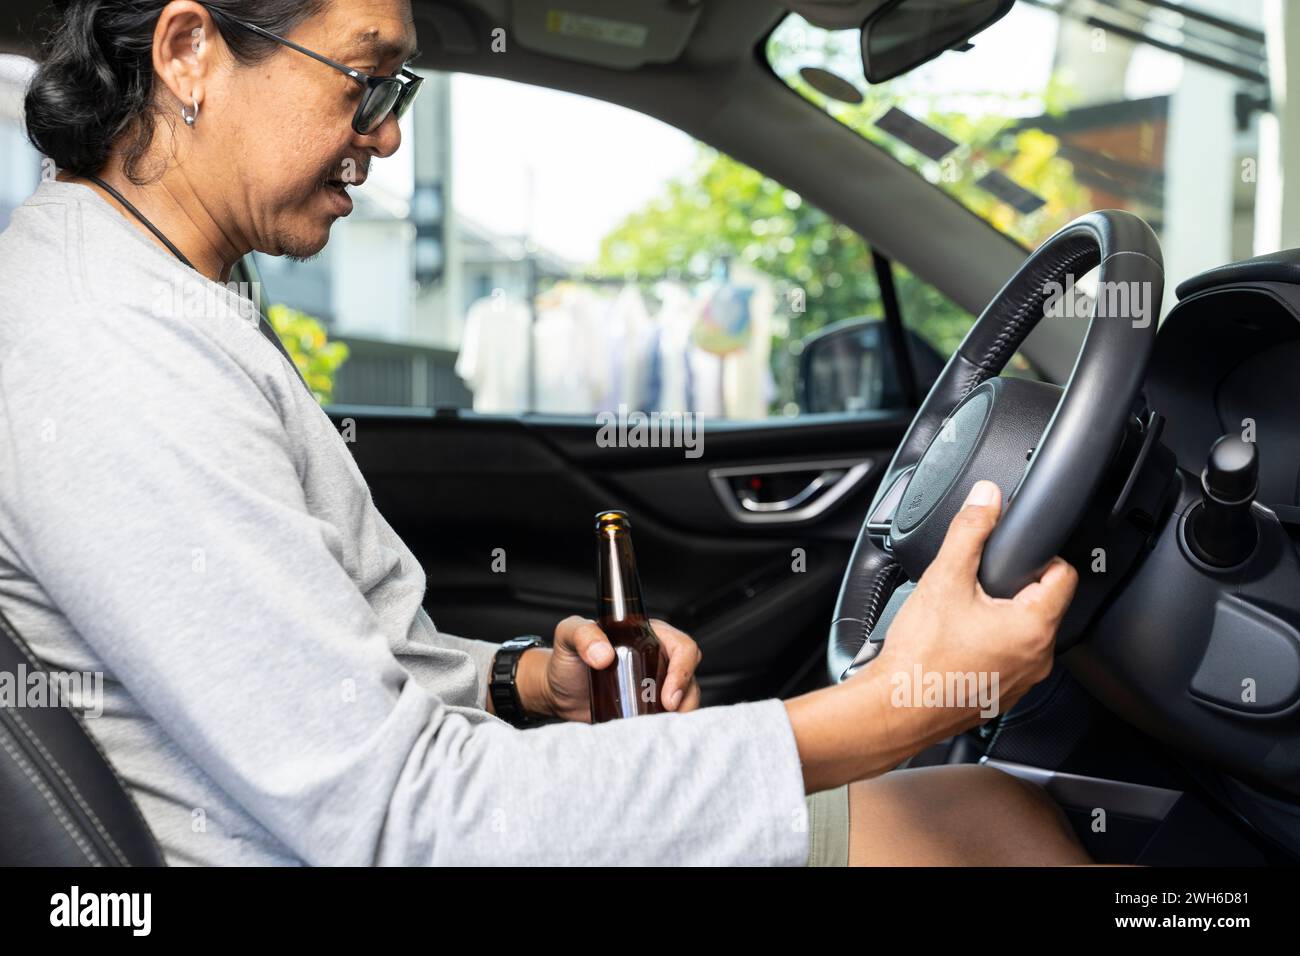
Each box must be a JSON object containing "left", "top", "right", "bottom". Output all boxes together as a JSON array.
[{"left": 207, "top": 0, "right": 418, "bottom": 260}]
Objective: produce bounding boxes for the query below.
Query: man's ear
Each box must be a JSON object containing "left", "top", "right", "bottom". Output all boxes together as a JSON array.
[{"left": 151, "top": 1, "right": 220, "bottom": 113}]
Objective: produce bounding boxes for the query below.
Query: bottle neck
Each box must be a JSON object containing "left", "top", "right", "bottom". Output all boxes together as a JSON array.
[{"left": 597, "top": 529, "right": 646, "bottom": 623}]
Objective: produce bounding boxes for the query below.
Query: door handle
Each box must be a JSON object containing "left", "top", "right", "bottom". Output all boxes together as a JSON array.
[
  {"left": 708, "top": 458, "right": 874, "bottom": 525},
  {"left": 737, "top": 469, "right": 846, "bottom": 513}
]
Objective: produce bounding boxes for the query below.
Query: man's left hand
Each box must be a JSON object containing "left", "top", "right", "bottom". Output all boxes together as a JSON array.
[{"left": 522, "top": 615, "right": 703, "bottom": 723}]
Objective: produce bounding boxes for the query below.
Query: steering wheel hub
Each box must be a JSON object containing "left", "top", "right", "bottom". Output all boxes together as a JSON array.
[{"left": 890, "top": 377, "right": 1063, "bottom": 580}]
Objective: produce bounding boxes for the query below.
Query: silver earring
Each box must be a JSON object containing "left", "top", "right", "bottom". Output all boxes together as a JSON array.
[{"left": 182, "top": 97, "right": 199, "bottom": 127}]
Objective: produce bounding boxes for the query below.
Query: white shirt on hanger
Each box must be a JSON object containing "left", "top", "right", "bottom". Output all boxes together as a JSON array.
[{"left": 455, "top": 292, "right": 532, "bottom": 413}]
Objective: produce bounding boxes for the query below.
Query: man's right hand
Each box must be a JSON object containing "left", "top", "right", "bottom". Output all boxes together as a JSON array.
[
  {"left": 865, "top": 478, "right": 1078, "bottom": 748},
  {"left": 785, "top": 479, "right": 1078, "bottom": 793}
]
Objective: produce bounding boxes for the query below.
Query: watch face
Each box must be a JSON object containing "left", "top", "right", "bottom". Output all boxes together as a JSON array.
[{"left": 506, "top": 636, "right": 545, "bottom": 649}]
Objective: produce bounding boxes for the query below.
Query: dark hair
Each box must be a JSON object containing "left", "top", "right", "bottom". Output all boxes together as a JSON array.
[{"left": 25, "top": 0, "right": 327, "bottom": 183}]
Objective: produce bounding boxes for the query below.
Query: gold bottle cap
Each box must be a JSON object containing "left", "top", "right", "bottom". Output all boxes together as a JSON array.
[{"left": 595, "top": 510, "right": 631, "bottom": 533}]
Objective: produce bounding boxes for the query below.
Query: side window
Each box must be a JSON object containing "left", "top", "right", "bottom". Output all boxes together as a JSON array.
[
  {"left": 0, "top": 56, "right": 42, "bottom": 230},
  {"left": 255, "top": 71, "right": 1002, "bottom": 417}
]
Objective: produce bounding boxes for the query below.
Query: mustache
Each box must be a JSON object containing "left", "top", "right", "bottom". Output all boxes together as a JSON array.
[{"left": 317, "top": 157, "right": 371, "bottom": 186}]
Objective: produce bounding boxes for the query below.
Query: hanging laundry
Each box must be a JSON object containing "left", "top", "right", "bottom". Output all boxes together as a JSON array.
[
  {"left": 612, "top": 284, "right": 659, "bottom": 412},
  {"left": 688, "top": 265, "right": 776, "bottom": 419},
  {"left": 534, "top": 282, "right": 608, "bottom": 414},
  {"left": 455, "top": 291, "right": 531, "bottom": 413},
  {"left": 651, "top": 281, "right": 697, "bottom": 415},
  {"left": 722, "top": 263, "right": 777, "bottom": 420}
]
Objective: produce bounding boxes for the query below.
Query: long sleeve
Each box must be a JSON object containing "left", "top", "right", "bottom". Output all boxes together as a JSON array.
[
  {"left": 421, "top": 626, "right": 500, "bottom": 706},
  {"left": 0, "top": 313, "right": 813, "bottom": 866}
]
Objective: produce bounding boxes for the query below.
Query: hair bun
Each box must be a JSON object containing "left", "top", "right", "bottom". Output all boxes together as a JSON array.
[{"left": 24, "top": 1, "right": 148, "bottom": 178}]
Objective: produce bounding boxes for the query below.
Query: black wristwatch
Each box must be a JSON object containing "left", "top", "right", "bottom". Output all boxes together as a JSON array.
[{"left": 489, "top": 635, "right": 552, "bottom": 728}]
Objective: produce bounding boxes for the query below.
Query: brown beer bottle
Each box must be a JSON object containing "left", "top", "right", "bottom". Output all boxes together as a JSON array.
[{"left": 590, "top": 511, "right": 668, "bottom": 723}]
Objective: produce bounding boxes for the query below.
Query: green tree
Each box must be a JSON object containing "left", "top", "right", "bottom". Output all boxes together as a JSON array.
[
  {"left": 598, "top": 149, "right": 880, "bottom": 345},
  {"left": 267, "top": 303, "right": 350, "bottom": 404},
  {"left": 597, "top": 35, "right": 1091, "bottom": 374}
]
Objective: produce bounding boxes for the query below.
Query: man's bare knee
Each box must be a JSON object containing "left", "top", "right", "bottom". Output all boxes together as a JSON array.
[{"left": 847, "top": 764, "right": 1091, "bottom": 866}]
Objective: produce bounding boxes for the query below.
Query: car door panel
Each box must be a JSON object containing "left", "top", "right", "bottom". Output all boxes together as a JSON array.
[{"left": 333, "top": 409, "right": 909, "bottom": 704}]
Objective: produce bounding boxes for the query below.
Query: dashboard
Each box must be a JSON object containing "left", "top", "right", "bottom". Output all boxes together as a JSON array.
[
  {"left": 1147, "top": 263, "right": 1300, "bottom": 511},
  {"left": 1063, "top": 254, "right": 1300, "bottom": 852}
]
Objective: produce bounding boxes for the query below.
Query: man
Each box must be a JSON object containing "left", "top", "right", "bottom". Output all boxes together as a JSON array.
[{"left": 0, "top": 0, "right": 1085, "bottom": 865}]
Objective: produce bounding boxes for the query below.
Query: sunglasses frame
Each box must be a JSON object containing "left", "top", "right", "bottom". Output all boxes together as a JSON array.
[{"left": 206, "top": 9, "right": 423, "bottom": 134}]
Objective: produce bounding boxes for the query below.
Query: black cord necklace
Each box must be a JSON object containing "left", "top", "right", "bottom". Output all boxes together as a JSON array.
[
  {"left": 84, "top": 174, "right": 197, "bottom": 271},
  {"left": 80, "top": 174, "right": 303, "bottom": 376}
]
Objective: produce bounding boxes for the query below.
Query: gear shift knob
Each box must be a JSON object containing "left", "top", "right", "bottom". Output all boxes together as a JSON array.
[{"left": 1187, "top": 434, "right": 1258, "bottom": 568}]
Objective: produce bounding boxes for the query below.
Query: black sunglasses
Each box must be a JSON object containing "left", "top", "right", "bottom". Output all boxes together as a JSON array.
[{"left": 207, "top": 10, "right": 423, "bottom": 135}]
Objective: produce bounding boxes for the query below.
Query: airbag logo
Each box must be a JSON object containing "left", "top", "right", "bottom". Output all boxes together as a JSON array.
[{"left": 895, "top": 390, "right": 991, "bottom": 534}]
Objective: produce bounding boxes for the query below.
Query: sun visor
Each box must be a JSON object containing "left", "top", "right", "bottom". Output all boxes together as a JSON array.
[
  {"left": 787, "top": 0, "right": 893, "bottom": 30},
  {"left": 510, "top": 0, "right": 702, "bottom": 69}
]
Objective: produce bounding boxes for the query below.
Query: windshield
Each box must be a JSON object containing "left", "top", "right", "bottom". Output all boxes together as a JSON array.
[{"left": 767, "top": 1, "right": 1273, "bottom": 277}]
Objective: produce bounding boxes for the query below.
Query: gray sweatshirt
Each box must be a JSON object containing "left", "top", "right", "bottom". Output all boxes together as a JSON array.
[{"left": 0, "top": 179, "right": 811, "bottom": 866}]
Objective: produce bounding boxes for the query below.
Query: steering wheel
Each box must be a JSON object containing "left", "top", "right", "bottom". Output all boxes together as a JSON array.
[{"left": 828, "top": 209, "right": 1164, "bottom": 682}]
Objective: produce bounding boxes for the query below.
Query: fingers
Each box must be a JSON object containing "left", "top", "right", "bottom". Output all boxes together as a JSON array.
[
  {"left": 928, "top": 480, "right": 1003, "bottom": 589},
  {"left": 650, "top": 619, "right": 703, "bottom": 711},
  {"left": 554, "top": 615, "right": 614, "bottom": 669},
  {"left": 1012, "top": 557, "right": 1079, "bottom": 621},
  {"left": 555, "top": 616, "right": 703, "bottom": 709},
  {"left": 676, "top": 681, "right": 703, "bottom": 713}
]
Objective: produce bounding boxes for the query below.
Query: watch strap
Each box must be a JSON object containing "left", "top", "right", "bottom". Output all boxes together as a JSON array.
[{"left": 489, "top": 635, "right": 549, "bottom": 728}]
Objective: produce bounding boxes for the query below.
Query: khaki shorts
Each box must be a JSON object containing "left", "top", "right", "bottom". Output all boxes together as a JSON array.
[{"left": 805, "top": 783, "right": 850, "bottom": 866}]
